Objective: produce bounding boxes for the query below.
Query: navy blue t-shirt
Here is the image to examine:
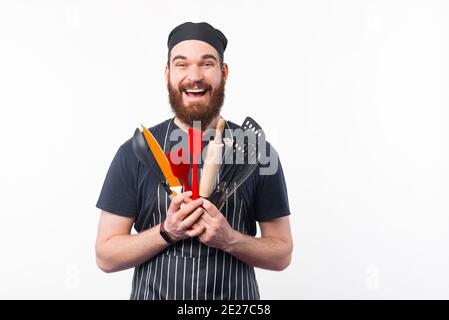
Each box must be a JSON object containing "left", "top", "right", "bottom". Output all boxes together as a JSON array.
[{"left": 96, "top": 118, "right": 290, "bottom": 235}]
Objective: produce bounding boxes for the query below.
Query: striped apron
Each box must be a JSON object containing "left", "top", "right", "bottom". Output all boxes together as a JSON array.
[{"left": 130, "top": 118, "right": 260, "bottom": 300}]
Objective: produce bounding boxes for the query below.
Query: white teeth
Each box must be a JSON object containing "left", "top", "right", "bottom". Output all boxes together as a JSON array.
[{"left": 185, "top": 89, "right": 205, "bottom": 93}]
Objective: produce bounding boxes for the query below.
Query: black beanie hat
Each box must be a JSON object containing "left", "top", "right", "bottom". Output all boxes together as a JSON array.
[{"left": 167, "top": 22, "right": 228, "bottom": 62}]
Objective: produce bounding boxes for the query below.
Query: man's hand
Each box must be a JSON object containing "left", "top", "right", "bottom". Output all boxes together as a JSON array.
[
  {"left": 164, "top": 191, "right": 206, "bottom": 242},
  {"left": 194, "top": 198, "right": 236, "bottom": 251},
  {"left": 185, "top": 197, "right": 293, "bottom": 271}
]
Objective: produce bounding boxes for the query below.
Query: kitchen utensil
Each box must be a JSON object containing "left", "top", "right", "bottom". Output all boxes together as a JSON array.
[
  {"left": 131, "top": 128, "right": 173, "bottom": 199},
  {"left": 167, "top": 147, "right": 191, "bottom": 192},
  {"left": 141, "top": 125, "right": 182, "bottom": 196}
]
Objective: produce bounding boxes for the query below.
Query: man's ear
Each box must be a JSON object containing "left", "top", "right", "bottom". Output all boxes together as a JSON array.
[
  {"left": 165, "top": 64, "right": 169, "bottom": 84},
  {"left": 222, "top": 63, "right": 229, "bottom": 81}
]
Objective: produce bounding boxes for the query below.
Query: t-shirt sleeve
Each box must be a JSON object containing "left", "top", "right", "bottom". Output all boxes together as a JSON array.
[
  {"left": 96, "top": 141, "right": 139, "bottom": 219},
  {"left": 253, "top": 145, "right": 290, "bottom": 222}
]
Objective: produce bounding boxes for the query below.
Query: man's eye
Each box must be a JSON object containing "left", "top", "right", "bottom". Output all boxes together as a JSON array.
[
  {"left": 203, "top": 63, "right": 213, "bottom": 67},
  {"left": 176, "top": 64, "right": 187, "bottom": 67}
]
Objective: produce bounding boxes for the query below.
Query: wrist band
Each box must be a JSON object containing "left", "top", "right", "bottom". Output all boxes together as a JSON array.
[{"left": 159, "top": 221, "right": 174, "bottom": 244}]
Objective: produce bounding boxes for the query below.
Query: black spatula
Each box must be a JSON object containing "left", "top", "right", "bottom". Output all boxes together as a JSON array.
[
  {"left": 131, "top": 127, "right": 173, "bottom": 199},
  {"left": 208, "top": 117, "right": 262, "bottom": 210}
]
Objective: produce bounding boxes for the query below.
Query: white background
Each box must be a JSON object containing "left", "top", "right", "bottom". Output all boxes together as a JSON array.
[{"left": 0, "top": 0, "right": 448, "bottom": 299}]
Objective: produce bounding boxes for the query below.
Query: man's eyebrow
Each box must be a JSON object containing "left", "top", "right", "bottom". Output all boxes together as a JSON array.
[
  {"left": 171, "top": 54, "right": 218, "bottom": 64},
  {"left": 172, "top": 55, "right": 187, "bottom": 63},
  {"left": 201, "top": 54, "right": 218, "bottom": 62}
]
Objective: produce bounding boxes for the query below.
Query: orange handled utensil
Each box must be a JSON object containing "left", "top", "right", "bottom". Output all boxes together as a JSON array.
[{"left": 141, "top": 125, "right": 182, "bottom": 196}]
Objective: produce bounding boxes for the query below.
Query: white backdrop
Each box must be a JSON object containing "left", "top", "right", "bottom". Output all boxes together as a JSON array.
[{"left": 0, "top": 0, "right": 448, "bottom": 299}]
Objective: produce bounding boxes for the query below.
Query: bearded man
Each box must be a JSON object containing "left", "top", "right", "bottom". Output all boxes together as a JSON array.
[{"left": 95, "top": 22, "right": 292, "bottom": 300}]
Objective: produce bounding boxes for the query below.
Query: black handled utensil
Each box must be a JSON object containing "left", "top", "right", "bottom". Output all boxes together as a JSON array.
[
  {"left": 208, "top": 117, "right": 262, "bottom": 210},
  {"left": 131, "top": 127, "right": 173, "bottom": 200}
]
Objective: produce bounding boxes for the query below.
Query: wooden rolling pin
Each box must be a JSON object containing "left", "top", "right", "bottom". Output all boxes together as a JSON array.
[{"left": 199, "top": 118, "right": 225, "bottom": 198}]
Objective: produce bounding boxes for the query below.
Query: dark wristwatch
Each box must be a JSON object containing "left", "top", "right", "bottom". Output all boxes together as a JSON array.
[{"left": 159, "top": 220, "right": 175, "bottom": 244}]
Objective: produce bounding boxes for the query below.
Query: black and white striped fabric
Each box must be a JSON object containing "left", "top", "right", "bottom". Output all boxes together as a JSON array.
[{"left": 130, "top": 119, "right": 260, "bottom": 300}]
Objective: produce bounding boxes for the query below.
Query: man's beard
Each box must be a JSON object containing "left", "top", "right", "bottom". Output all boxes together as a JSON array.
[{"left": 167, "top": 74, "right": 225, "bottom": 130}]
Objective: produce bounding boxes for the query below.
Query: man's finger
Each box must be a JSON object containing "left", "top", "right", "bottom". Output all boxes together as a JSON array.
[
  {"left": 179, "top": 207, "right": 204, "bottom": 230},
  {"left": 169, "top": 191, "right": 193, "bottom": 211},
  {"left": 185, "top": 223, "right": 206, "bottom": 237},
  {"left": 187, "top": 220, "right": 204, "bottom": 231},
  {"left": 176, "top": 198, "right": 203, "bottom": 220},
  {"left": 200, "top": 211, "right": 215, "bottom": 224},
  {"left": 201, "top": 198, "right": 219, "bottom": 217}
]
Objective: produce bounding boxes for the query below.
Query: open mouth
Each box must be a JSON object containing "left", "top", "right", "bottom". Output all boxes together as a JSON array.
[{"left": 183, "top": 88, "right": 209, "bottom": 98}]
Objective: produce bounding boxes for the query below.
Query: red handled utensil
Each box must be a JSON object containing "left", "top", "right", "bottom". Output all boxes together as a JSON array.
[
  {"left": 188, "top": 127, "right": 203, "bottom": 200},
  {"left": 167, "top": 147, "right": 191, "bottom": 192}
]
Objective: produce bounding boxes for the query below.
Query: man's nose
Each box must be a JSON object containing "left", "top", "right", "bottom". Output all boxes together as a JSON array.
[{"left": 186, "top": 65, "right": 203, "bottom": 82}]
